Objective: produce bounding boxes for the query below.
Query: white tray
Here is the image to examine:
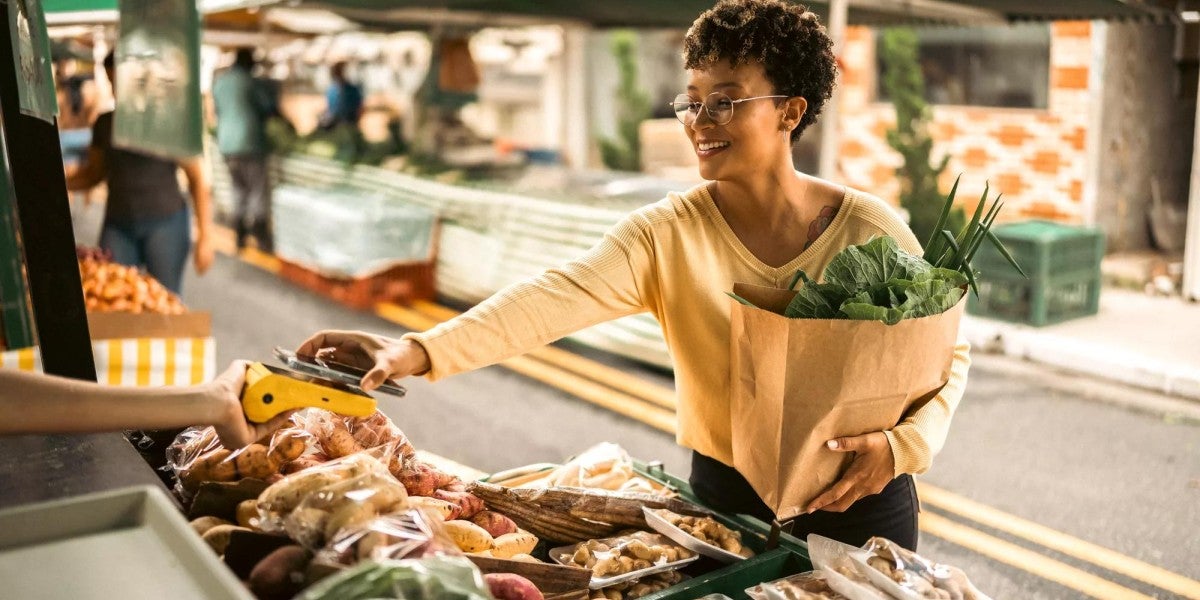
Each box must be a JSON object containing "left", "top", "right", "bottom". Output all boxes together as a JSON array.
[
  {"left": 550, "top": 537, "right": 699, "bottom": 590},
  {"left": 642, "top": 506, "right": 748, "bottom": 563},
  {"left": 0, "top": 485, "right": 252, "bottom": 600}
]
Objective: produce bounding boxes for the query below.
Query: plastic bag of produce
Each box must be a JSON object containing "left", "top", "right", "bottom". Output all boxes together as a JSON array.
[
  {"left": 536, "top": 443, "right": 672, "bottom": 496},
  {"left": 293, "top": 409, "right": 417, "bottom": 476},
  {"left": 746, "top": 570, "right": 848, "bottom": 600},
  {"left": 166, "top": 419, "right": 317, "bottom": 498},
  {"left": 320, "top": 507, "right": 462, "bottom": 565},
  {"left": 552, "top": 531, "right": 696, "bottom": 582},
  {"left": 856, "top": 537, "right": 991, "bottom": 600},
  {"left": 587, "top": 570, "right": 686, "bottom": 599},
  {"left": 297, "top": 556, "right": 493, "bottom": 600},
  {"left": 807, "top": 535, "right": 889, "bottom": 600},
  {"left": 257, "top": 450, "right": 409, "bottom": 549}
]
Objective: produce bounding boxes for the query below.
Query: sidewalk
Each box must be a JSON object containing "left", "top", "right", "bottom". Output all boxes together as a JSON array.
[{"left": 961, "top": 287, "right": 1200, "bottom": 402}]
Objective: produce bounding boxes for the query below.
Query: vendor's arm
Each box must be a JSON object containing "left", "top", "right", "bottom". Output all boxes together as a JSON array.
[
  {"left": 180, "top": 157, "right": 214, "bottom": 274},
  {"left": 301, "top": 214, "right": 658, "bottom": 389},
  {"left": 0, "top": 362, "right": 292, "bottom": 448}
]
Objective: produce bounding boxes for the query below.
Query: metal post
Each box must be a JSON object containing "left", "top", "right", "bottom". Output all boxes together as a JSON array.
[
  {"left": 0, "top": 0, "right": 97, "bottom": 380},
  {"left": 1184, "top": 76, "right": 1200, "bottom": 302},
  {"left": 817, "top": 0, "right": 849, "bottom": 181},
  {"left": 562, "top": 25, "right": 590, "bottom": 168}
]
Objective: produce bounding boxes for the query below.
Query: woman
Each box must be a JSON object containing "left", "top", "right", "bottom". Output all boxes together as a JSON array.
[
  {"left": 67, "top": 52, "right": 214, "bottom": 294},
  {"left": 0, "top": 362, "right": 292, "bottom": 449},
  {"left": 299, "top": 0, "right": 970, "bottom": 550}
]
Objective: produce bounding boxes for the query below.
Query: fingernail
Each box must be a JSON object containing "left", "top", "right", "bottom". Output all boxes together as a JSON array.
[{"left": 826, "top": 440, "right": 838, "bottom": 450}]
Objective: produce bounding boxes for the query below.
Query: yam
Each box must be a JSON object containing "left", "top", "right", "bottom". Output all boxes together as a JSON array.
[
  {"left": 320, "top": 421, "right": 363, "bottom": 459},
  {"left": 282, "top": 456, "right": 324, "bottom": 475},
  {"left": 190, "top": 516, "right": 233, "bottom": 537},
  {"left": 408, "top": 496, "right": 457, "bottom": 520},
  {"left": 398, "top": 462, "right": 439, "bottom": 497},
  {"left": 236, "top": 500, "right": 260, "bottom": 529},
  {"left": 248, "top": 545, "right": 312, "bottom": 600},
  {"left": 203, "top": 449, "right": 238, "bottom": 482},
  {"left": 471, "top": 511, "right": 518, "bottom": 538},
  {"left": 323, "top": 503, "right": 376, "bottom": 542},
  {"left": 443, "top": 519, "right": 494, "bottom": 553},
  {"left": 234, "top": 444, "right": 276, "bottom": 480},
  {"left": 483, "top": 573, "right": 544, "bottom": 600},
  {"left": 433, "top": 489, "right": 484, "bottom": 519},
  {"left": 491, "top": 531, "right": 538, "bottom": 559},
  {"left": 201, "top": 524, "right": 248, "bottom": 555},
  {"left": 269, "top": 431, "right": 307, "bottom": 462}
]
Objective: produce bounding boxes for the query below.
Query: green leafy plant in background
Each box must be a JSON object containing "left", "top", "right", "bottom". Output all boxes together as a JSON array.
[
  {"left": 880, "top": 28, "right": 965, "bottom": 245},
  {"left": 728, "top": 178, "right": 1026, "bottom": 324},
  {"left": 598, "top": 31, "right": 651, "bottom": 172}
]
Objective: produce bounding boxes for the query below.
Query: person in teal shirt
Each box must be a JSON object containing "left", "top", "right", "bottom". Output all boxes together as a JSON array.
[{"left": 212, "top": 48, "right": 278, "bottom": 252}]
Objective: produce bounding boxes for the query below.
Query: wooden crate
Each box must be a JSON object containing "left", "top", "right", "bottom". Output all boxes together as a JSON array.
[{"left": 277, "top": 258, "right": 436, "bottom": 310}]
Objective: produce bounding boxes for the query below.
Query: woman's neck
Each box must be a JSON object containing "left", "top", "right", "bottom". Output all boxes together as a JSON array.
[{"left": 712, "top": 163, "right": 811, "bottom": 228}]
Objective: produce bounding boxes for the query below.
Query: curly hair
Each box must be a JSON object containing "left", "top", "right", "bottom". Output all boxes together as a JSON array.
[{"left": 683, "top": 0, "right": 837, "bottom": 142}]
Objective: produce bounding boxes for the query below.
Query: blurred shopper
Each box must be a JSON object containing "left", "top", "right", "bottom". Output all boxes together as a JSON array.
[
  {"left": 301, "top": 0, "right": 971, "bottom": 551},
  {"left": 66, "top": 51, "right": 214, "bottom": 294},
  {"left": 319, "top": 61, "right": 363, "bottom": 130},
  {"left": 0, "top": 362, "right": 292, "bottom": 449},
  {"left": 212, "top": 47, "right": 277, "bottom": 252}
]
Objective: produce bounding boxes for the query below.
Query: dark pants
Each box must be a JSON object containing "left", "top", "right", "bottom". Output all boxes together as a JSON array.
[
  {"left": 224, "top": 154, "right": 273, "bottom": 252},
  {"left": 689, "top": 451, "right": 920, "bottom": 551},
  {"left": 101, "top": 208, "right": 191, "bottom": 294}
]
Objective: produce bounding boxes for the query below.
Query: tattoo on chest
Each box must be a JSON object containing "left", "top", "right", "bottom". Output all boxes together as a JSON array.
[{"left": 804, "top": 206, "right": 839, "bottom": 250}]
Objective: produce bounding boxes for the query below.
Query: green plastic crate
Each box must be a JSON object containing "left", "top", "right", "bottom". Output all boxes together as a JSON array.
[
  {"left": 640, "top": 548, "right": 812, "bottom": 600},
  {"left": 967, "top": 220, "right": 1105, "bottom": 326}
]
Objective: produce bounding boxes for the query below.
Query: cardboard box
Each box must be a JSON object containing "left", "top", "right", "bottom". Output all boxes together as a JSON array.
[{"left": 87, "top": 311, "right": 211, "bottom": 340}]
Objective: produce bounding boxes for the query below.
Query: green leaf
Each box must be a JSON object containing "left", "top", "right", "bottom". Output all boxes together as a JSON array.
[
  {"left": 954, "top": 182, "right": 990, "bottom": 260},
  {"left": 925, "top": 174, "right": 961, "bottom": 261},
  {"left": 784, "top": 283, "right": 840, "bottom": 319},
  {"left": 987, "top": 230, "right": 1028, "bottom": 278},
  {"left": 787, "top": 269, "right": 808, "bottom": 291},
  {"left": 823, "top": 237, "right": 929, "bottom": 295}
]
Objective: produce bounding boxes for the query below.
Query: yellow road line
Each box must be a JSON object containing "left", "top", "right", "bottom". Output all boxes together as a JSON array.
[
  {"left": 921, "top": 512, "right": 1155, "bottom": 600},
  {"left": 410, "top": 300, "right": 677, "bottom": 410},
  {"left": 374, "top": 302, "right": 676, "bottom": 433},
  {"left": 918, "top": 483, "right": 1200, "bottom": 599}
]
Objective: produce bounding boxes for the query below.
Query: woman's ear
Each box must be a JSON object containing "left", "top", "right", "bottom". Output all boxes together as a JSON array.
[{"left": 781, "top": 96, "right": 807, "bottom": 132}]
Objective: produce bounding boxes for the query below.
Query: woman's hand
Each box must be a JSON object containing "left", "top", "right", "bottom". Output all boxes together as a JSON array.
[
  {"left": 297, "top": 330, "right": 431, "bottom": 392},
  {"left": 207, "top": 361, "right": 295, "bottom": 448},
  {"left": 805, "top": 431, "right": 895, "bottom": 513},
  {"left": 193, "top": 234, "right": 214, "bottom": 275}
]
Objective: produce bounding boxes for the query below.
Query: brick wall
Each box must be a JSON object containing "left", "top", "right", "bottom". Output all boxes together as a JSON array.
[{"left": 836, "top": 22, "right": 1094, "bottom": 224}]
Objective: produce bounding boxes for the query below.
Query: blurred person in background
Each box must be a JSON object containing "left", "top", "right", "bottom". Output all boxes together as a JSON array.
[
  {"left": 66, "top": 51, "right": 214, "bottom": 294},
  {"left": 320, "top": 61, "right": 363, "bottom": 130},
  {"left": 300, "top": 0, "right": 972, "bottom": 551},
  {"left": 212, "top": 47, "right": 278, "bottom": 253}
]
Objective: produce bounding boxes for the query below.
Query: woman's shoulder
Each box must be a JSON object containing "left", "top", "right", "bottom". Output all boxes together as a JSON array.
[
  {"left": 842, "top": 187, "right": 910, "bottom": 233},
  {"left": 624, "top": 181, "right": 713, "bottom": 227}
]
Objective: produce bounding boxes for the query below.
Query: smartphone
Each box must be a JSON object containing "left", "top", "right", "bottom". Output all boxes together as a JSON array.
[{"left": 273, "top": 347, "right": 407, "bottom": 397}]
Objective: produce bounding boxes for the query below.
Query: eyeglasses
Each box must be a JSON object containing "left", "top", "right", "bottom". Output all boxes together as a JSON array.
[{"left": 670, "top": 92, "right": 788, "bottom": 125}]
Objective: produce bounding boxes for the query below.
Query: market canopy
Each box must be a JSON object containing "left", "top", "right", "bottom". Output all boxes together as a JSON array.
[{"left": 43, "top": 0, "right": 1179, "bottom": 27}]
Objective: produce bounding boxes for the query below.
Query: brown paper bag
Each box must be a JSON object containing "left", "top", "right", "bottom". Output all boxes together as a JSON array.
[{"left": 729, "top": 282, "right": 965, "bottom": 520}]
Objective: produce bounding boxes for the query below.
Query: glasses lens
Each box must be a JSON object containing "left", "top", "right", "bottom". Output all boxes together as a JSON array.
[
  {"left": 672, "top": 94, "right": 697, "bottom": 124},
  {"left": 708, "top": 92, "right": 734, "bottom": 125}
]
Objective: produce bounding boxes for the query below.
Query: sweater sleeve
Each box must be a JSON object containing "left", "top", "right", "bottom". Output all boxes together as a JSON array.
[
  {"left": 868, "top": 199, "right": 973, "bottom": 476},
  {"left": 403, "top": 214, "right": 657, "bottom": 380}
]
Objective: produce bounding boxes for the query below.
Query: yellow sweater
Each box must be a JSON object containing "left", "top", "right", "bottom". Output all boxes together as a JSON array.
[{"left": 406, "top": 183, "right": 971, "bottom": 477}]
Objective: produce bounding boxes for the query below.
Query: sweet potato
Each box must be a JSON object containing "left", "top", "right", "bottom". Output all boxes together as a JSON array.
[
  {"left": 408, "top": 496, "right": 457, "bottom": 520},
  {"left": 190, "top": 516, "right": 233, "bottom": 537},
  {"left": 282, "top": 456, "right": 325, "bottom": 475},
  {"left": 434, "top": 489, "right": 485, "bottom": 519},
  {"left": 443, "top": 519, "right": 494, "bottom": 553},
  {"left": 471, "top": 511, "right": 518, "bottom": 538},
  {"left": 200, "top": 449, "right": 238, "bottom": 482},
  {"left": 201, "top": 524, "right": 248, "bottom": 555},
  {"left": 269, "top": 431, "right": 307, "bottom": 462},
  {"left": 398, "top": 462, "right": 439, "bottom": 497},
  {"left": 484, "top": 573, "right": 544, "bottom": 600},
  {"left": 320, "top": 421, "right": 363, "bottom": 459},
  {"left": 323, "top": 503, "right": 376, "bottom": 542},
  {"left": 248, "top": 545, "right": 312, "bottom": 600},
  {"left": 491, "top": 531, "right": 539, "bottom": 559},
  {"left": 236, "top": 500, "right": 260, "bottom": 529},
  {"left": 234, "top": 444, "right": 276, "bottom": 480}
]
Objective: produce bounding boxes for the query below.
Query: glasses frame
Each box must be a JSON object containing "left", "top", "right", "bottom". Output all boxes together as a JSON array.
[{"left": 669, "top": 92, "right": 790, "bottom": 125}]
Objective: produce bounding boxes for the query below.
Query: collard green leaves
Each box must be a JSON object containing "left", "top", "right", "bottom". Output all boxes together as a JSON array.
[{"left": 779, "top": 237, "right": 968, "bottom": 324}]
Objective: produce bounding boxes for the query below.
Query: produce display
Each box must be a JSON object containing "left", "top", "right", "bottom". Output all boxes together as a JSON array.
[
  {"left": 858, "top": 537, "right": 983, "bottom": 600},
  {"left": 498, "top": 443, "right": 674, "bottom": 496},
  {"left": 746, "top": 571, "right": 847, "bottom": 600},
  {"left": 652, "top": 508, "right": 754, "bottom": 559},
  {"left": 77, "top": 248, "right": 186, "bottom": 314},
  {"left": 553, "top": 532, "right": 696, "bottom": 580},
  {"left": 588, "top": 570, "right": 684, "bottom": 599}
]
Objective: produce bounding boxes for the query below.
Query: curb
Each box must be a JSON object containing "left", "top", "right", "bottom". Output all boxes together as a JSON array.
[{"left": 961, "top": 317, "right": 1200, "bottom": 402}]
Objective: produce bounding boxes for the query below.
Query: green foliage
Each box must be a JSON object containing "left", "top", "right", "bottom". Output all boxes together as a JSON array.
[
  {"left": 880, "top": 28, "right": 965, "bottom": 245},
  {"left": 598, "top": 31, "right": 651, "bottom": 172}
]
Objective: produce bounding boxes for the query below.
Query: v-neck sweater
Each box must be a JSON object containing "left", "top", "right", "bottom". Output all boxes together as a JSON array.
[{"left": 405, "top": 182, "right": 971, "bottom": 477}]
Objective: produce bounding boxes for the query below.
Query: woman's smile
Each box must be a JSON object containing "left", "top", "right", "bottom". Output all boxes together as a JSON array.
[{"left": 696, "top": 139, "right": 732, "bottom": 157}]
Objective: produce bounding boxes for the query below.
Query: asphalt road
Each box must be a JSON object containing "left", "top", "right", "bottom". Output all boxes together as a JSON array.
[{"left": 184, "top": 254, "right": 1200, "bottom": 599}]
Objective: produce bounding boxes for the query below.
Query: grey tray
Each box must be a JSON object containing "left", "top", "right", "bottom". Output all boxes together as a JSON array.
[{"left": 0, "top": 485, "right": 252, "bottom": 599}]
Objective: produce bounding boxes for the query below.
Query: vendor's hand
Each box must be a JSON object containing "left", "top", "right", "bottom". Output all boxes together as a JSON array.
[
  {"left": 208, "top": 360, "right": 295, "bottom": 448},
  {"left": 297, "top": 330, "right": 430, "bottom": 392},
  {"left": 805, "top": 431, "right": 895, "bottom": 513},
  {"left": 193, "top": 234, "right": 214, "bottom": 275}
]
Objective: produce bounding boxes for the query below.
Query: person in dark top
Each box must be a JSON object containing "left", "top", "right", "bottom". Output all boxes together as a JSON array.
[
  {"left": 66, "top": 52, "right": 213, "bottom": 294},
  {"left": 319, "top": 61, "right": 363, "bottom": 130}
]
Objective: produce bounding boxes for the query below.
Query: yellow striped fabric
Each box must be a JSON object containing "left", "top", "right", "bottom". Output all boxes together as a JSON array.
[{"left": 0, "top": 338, "right": 216, "bottom": 386}]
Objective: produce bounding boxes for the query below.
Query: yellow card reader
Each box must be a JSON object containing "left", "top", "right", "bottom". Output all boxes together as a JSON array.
[{"left": 239, "top": 348, "right": 406, "bottom": 423}]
